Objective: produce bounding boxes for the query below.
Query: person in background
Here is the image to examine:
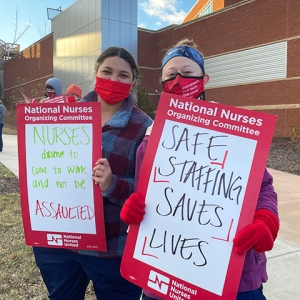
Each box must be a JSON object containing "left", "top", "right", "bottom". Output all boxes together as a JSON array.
[
  {"left": 120, "top": 38, "right": 279, "bottom": 300},
  {"left": 66, "top": 84, "right": 82, "bottom": 102},
  {"left": 43, "top": 77, "right": 63, "bottom": 101},
  {"left": 33, "top": 46, "right": 153, "bottom": 300},
  {"left": 0, "top": 100, "right": 6, "bottom": 152}
]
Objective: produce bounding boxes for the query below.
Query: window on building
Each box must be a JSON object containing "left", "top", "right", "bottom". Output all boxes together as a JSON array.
[{"left": 198, "top": 0, "right": 213, "bottom": 17}]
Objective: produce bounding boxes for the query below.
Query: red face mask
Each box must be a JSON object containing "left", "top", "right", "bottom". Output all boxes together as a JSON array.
[
  {"left": 162, "top": 73, "right": 205, "bottom": 99},
  {"left": 94, "top": 77, "right": 132, "bottom": 105},
  {"left": 47, "top": 92, "right": 56, "bottom": 99}
]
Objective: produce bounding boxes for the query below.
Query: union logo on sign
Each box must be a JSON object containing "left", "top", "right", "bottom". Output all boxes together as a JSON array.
[
  {"left": 147, "top": 270, "right": 170, "bottom": 295},
  {"left": 47, "top": 234, "right": 63, "bottom": 246}
]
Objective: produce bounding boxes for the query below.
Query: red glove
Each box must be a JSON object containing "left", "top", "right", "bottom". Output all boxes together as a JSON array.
[
  {"left": 120, "top": 192, "right": 146, "bottom": 225},
  {"left": 233, "top": 209, "right": 279, "bottom": 255}
]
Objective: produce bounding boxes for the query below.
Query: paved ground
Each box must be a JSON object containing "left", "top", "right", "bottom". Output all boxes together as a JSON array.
[
  {"left": 1, "top": 135, "right": 19, "bottom": 176},
  {"left": 1, "top": 134, "right": 299, "bottom": 299}
]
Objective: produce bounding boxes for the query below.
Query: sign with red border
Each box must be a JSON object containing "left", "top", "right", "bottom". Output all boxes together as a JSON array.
[
  {"left": 17, "top": 102, "right": 106, "bottom": 251},
  {"left": 121, "top": 92, "right": 277, "bottom": 299}
]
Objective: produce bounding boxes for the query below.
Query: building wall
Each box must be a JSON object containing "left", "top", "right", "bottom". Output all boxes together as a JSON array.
[
  {"left": 3, "top": 0, "right": 300, "bottom": 136},
  {"left": 138, "top": 0, "right": 300, "bottom": 137},
  {"left": 3, "top": 0, "right": 137, "bottom": 102},
  {"left": 182, "top": 0, "right": 225, "bottom": 23},
  {"left": 52, "top": 0, "right": 137, "bottom": 95},
  {"left": 3, "top": 34, "right": 53, "bottom": 103},
  {"left": 224, "top": 0, "right": 247, "bottom": 7}
]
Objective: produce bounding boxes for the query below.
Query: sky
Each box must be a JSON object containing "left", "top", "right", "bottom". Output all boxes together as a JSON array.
[{"left": 0, "top": 0, "right": 197, "bottom": 51}]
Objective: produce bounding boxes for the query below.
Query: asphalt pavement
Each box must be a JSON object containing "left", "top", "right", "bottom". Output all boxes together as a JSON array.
[{"left": 0, "top": 134, "right": 299, "bottom": 299}]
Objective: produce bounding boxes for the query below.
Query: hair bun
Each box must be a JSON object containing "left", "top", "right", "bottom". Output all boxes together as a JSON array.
[{"left": 176, "top": 38, "right": 197, "bottom": 50}]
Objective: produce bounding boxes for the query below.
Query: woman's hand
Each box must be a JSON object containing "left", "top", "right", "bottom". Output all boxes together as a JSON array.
[
  {"left": 233, "top": 209, "right": 279, "bottom": 255},
  {"left": 92, "top": 158, "right": 112, "bottom": 192},
  {"left": 120, "top": 192, "right": 146, "bottom": 225}
]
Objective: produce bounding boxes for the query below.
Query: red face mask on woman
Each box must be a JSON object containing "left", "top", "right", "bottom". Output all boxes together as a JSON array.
[
  {"left": 162, "top": 73, "right": 204, "bottom": 99},
  {"left": 94, "top": 77, "right": 132, "bottom": 105}
]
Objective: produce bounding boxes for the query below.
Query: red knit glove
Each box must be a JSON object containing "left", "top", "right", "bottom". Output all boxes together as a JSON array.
[
  {"left": 120, "top": 192, "right": 146, "bottom": 225},
  {"left": 233, "top": 209, "right": 279, "bottom": 255}
]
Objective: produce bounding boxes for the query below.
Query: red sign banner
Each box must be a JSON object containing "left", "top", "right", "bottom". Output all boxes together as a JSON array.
[
  {"left": 121, "top": 92, "right": 277, "bottom": 299},
  {"left": 17, "top": 102, "right": 106, "bottom": 251}
]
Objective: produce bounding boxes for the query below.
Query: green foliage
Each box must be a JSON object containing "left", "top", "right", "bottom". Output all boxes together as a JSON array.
[
  {"left": 31, "top": 83, "right": 44, "bottom": 100},
  {"left": 9, "top": 77, "right": 25, "bottom": 105},
  {"left": 31, "top": 88, "right": 39, "bottom": 98},
  {"left": 290, "top": 126, "right": 300, "bottom": 141},
  {"left": 8, "top": 77, "right": 45, "bottom": 106},
  {"left": 136, "top": 84, "right": 156, "bottom": 120}
]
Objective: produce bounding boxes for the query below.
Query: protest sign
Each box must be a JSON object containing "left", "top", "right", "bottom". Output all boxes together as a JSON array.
[
  {"left": 42, "top": 94, "right": 67, "bottom": 103},
  {"left": 21, "top": 92, "right": 35, "bottom": 103},
  {"left": 17, "top": 102, "right": 106, "bottom": 251},
  {"left": 121, "top": 92, "right": 277, "bottom": 299},
  {"left": 21, "top": 93, "right": 68, "bottom": 103}
]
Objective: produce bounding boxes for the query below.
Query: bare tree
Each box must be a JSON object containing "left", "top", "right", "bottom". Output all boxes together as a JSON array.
[
  {"left": 12, "top": 6, "right": 31, "bottom": 44},
  {"left": 36, "top": 18, "right": 51, "bottom": 39},
  {"left": 0, "top": 5, "right": 31, "bottom": 60}
]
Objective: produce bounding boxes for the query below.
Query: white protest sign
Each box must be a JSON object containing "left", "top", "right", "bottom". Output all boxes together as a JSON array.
[
  {"left": 17, "top": 102, "right": 106, "bottom": 251},
  {"left": 121, "top": 92, "right": 277, "bottom": 300}
]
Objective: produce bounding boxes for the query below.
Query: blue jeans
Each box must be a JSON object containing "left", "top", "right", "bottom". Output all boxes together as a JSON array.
[
  {"left": 237, "top": 286, "right": 266, "bottom": 300},
  {"left": 33, "top": 247, "right": 142, "bottom": 300},
  {"left": 0, "top": 123, "right": 3, "bottom": 151},
  {"left": 143, "top": 286, "right": 266, "bottom": 300}
]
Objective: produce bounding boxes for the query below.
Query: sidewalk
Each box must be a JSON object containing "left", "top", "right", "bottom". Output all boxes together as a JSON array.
[
  {"left": 0, "top": 134, "right": 19, "bottom": 176},
  {"left": 0, "top": 134, "right": 299, "bottom": 299},
  {"left": 263, "top": 169, "right": 300, "bottom": 299}
]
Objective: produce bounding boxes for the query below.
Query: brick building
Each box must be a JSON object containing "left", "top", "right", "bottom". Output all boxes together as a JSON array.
[
  {"left": 138, "top": 0, "right": 300, "bottom": 137},
  {"left": 3, "top": 0, "right": 300, "bottom": 136},
  {"left": 182, "top": 0, "right": 224, "bottom": 22},
  {"left": 3, "top": 34, "right": 54, "bottom": 104}
]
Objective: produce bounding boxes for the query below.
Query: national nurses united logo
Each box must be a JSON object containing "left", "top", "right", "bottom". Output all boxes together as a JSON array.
[
  {"left": 47, "top": 234, "right": 63, "bottom": 246},
  {"left": 147, "top": 270, "right": 170, "bottom": 295}
]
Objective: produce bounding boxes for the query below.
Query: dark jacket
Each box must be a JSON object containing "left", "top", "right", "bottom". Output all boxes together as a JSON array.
[
  {"left": 0, "top": 104, "right": 6, "bottom": 124},
  {"left": 77, "top": 91, "right": 153, "bottom": 257}
]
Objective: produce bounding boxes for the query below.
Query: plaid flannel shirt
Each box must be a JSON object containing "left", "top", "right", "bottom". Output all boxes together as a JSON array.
[{"left": 77, "top": 90, "right": 152, "bottom": 257}]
